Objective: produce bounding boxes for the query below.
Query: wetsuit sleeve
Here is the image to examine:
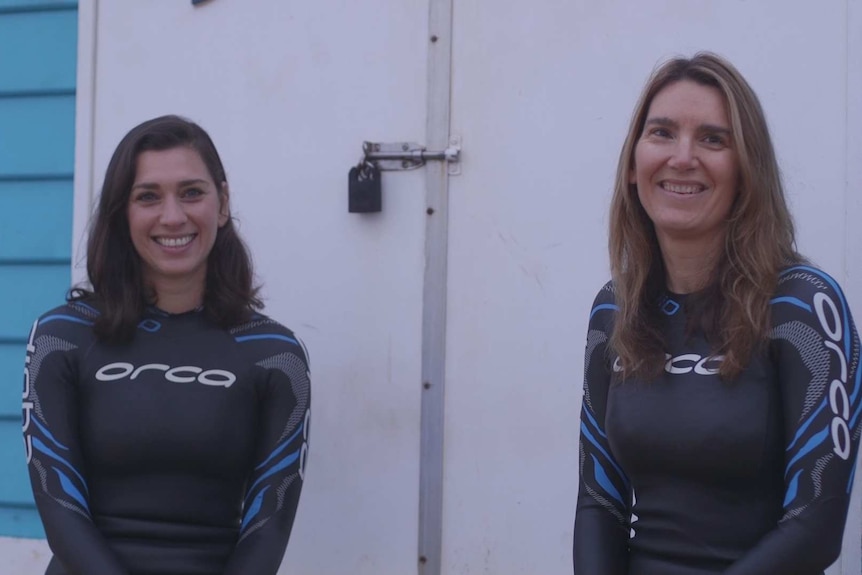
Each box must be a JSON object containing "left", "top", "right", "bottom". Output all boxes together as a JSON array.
[
  {"left": 573, "top": 287, "right": 630, "bottom": 575},
  {"left": 224, "top": 331, "right": 311, "bottom": 575},
  {"left": 22, "top": 315, "right": 129, "bottom": 575},
  {"left": 724, "top": 267, "right": 861, "bottom": 575}
]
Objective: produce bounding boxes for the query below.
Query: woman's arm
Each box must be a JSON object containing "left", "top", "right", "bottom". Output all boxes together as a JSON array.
[
  {"left": 573, "top": 286, "right": 630, "bottom": 575},
  {"left": 23, "top": 312, "right": 129, "bottom": 575},
  {"left": 223, "top": 326, "right": 311, "bottom": 575},
  {"left": 724, "top": 266, "right": 861, "bottom": 575}
]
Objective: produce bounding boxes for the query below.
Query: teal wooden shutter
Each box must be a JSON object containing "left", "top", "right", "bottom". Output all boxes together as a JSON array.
[{"left": 0, "top": 0, "right": 77, "bottom": 538}]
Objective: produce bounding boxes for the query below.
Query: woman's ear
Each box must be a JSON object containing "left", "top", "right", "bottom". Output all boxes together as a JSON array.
[{"left": 218, "top": 182, "right": 230, "bottom": 227}]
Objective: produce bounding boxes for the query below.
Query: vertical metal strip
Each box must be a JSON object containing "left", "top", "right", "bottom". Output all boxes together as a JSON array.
[
  {"left": 72, "top": 0, "right": 99, "bottom": 286},
  {"left": 418, "top": 0, "right": 454, "bottom": 573}
]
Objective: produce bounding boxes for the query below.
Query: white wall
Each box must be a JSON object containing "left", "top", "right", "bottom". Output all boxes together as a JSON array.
[
  {"left": 4, "top": 1, "right": 861, "bottom": 574},
  {"left": 443, "top": 2, "right": 862, "bottom": 574}
]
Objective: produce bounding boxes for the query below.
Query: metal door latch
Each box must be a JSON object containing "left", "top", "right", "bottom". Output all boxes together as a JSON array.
[{"left": 362, "top": 137, "right": 461, "bottom": 175}]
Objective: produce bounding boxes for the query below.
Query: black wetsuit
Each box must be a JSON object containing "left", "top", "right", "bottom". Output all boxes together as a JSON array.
[
  {"left": 22, "top": 302, "right": 310, "bottom": 575},
  {"left": 574, "top": 266, "right": 861, "bottom": 575}
]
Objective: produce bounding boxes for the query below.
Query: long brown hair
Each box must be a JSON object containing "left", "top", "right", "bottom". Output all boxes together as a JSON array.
[
  {"left": 608, "top": 52, "right": 801, "bottom": 380},
  {"left": 71, "top": 115, "right": 262, "bottom": 341}
]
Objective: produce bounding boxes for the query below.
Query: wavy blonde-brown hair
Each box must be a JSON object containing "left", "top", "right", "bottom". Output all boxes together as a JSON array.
[{"left": 609, "top": 52, "right": 802, "bottom": 380}]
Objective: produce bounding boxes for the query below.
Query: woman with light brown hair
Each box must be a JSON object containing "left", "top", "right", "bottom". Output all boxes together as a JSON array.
[{"left": 573, "top": 53, "right": 860, "bottom": 574}]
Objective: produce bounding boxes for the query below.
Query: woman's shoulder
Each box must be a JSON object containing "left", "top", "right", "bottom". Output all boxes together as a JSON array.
[
  {"left": 589, "top": 280, "right": 618, "bottom": 311},
  {"left": 34, "top": 300, "right": 100, "bottom": 329},
  {"left": 229, "top": 312, "right": 298, "bottom": 337},
  {"left": 228, "top": 312, "right": 308, "bottom": 361},
  {"left": 27, "top": 301, "right": 99, "bottom": 349},
  {"left": 771, "top": 265, "right": 856, "bottom": 336},
  {"left": 775, "top": 264, "right": 849, "bottom": 303},
  {"left": 585, "top": 281, "right": 618, "bottom": 333}
]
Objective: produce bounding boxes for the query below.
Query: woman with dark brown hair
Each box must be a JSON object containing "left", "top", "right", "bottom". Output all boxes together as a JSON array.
[
  {"left": 573, "top": 53, "right": 859, "bottom": 574},
  {"left": 23, "top": 115, "right": 310, "bottom": 575}
]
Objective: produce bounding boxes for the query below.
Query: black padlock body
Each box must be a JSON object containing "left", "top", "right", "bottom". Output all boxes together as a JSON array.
[{"left": 348, "top": 165, "right": 382, "bottom": 213}]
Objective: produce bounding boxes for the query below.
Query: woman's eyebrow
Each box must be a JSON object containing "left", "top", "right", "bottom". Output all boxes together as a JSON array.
[
  {"left": 132, "top": 178, "right": 209, "bottom": 191},
  {"left": 644, "top": 116, "right": 676, "bottom": 128},
  {"left": 644, "top": 117, "right": 731, "bottom": 135}
]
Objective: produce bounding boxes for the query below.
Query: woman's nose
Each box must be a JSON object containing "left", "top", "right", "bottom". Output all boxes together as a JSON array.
[
  {"left": 668, "top": 138, "right": 697, "bottom": 170},
  {"left": 159, "top": 195, "right": 188, "bottom": 225}
]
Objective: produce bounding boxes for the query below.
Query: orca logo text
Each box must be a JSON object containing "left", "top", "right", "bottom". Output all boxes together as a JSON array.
[
  {"left": 22, "top": 319, "right": 37, "bottom": 464},
  {"left": 612, "top": 353, "right": 724, "bottom": 375},
  {"left": 96, "top": 362, "right": 237, "bottom": 388},
  {"left": 814, "top": 291, "right": 852, "bottom": 460}
]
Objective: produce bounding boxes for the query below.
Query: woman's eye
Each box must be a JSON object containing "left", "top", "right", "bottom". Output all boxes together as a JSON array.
[
  {"left": 134, "top": 191, "right": 158, "bottom": 202},
  {"left": 649, "top": 128, "right": 671, "bottom": 138},
  {"left": 703, "top": 134, "right": 726, "bottom": 146},
  {"left": 183, "top": 187, "right": 204, "bottom": 199}
]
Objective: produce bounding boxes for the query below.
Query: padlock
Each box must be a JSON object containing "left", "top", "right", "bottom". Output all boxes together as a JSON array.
[{"left": 348, "top": 162, "right": 382, "bottom": 213}]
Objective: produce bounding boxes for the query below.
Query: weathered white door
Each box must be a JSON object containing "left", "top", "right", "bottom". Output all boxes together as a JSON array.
[
  {"left": 73, "top": 2, "right": 432, "bottom": 574},
  {"left": 443, "top": 2, "right": 862, "bottom": 574}
]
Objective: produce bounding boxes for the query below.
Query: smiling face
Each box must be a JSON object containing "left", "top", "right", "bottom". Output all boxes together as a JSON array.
[
  {"left": 631, "top": 79, "right": 739, "bottom": 250},
  {"left": 127, "top": 146, "right": 229, "bottom": 298}
]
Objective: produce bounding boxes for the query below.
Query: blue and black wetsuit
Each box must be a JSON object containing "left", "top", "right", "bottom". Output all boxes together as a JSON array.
[
  {"left": 574, "top": 266, "right": 861, "bottom": 574},
  {"left": 22, "top": 302, "right": 310, "bottom": 575}
]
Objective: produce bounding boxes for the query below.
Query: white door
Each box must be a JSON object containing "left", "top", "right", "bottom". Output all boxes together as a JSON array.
[
  {"left": 444, "top": 2, "right": 862, "bottom": 574},
  {"left": 73, "top": 2, "right": 431, "bottom": 574}
]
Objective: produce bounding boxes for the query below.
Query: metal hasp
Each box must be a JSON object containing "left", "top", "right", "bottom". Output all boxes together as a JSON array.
[{"left": 362, "top": 139, "right": 461, "bottom": 175}]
